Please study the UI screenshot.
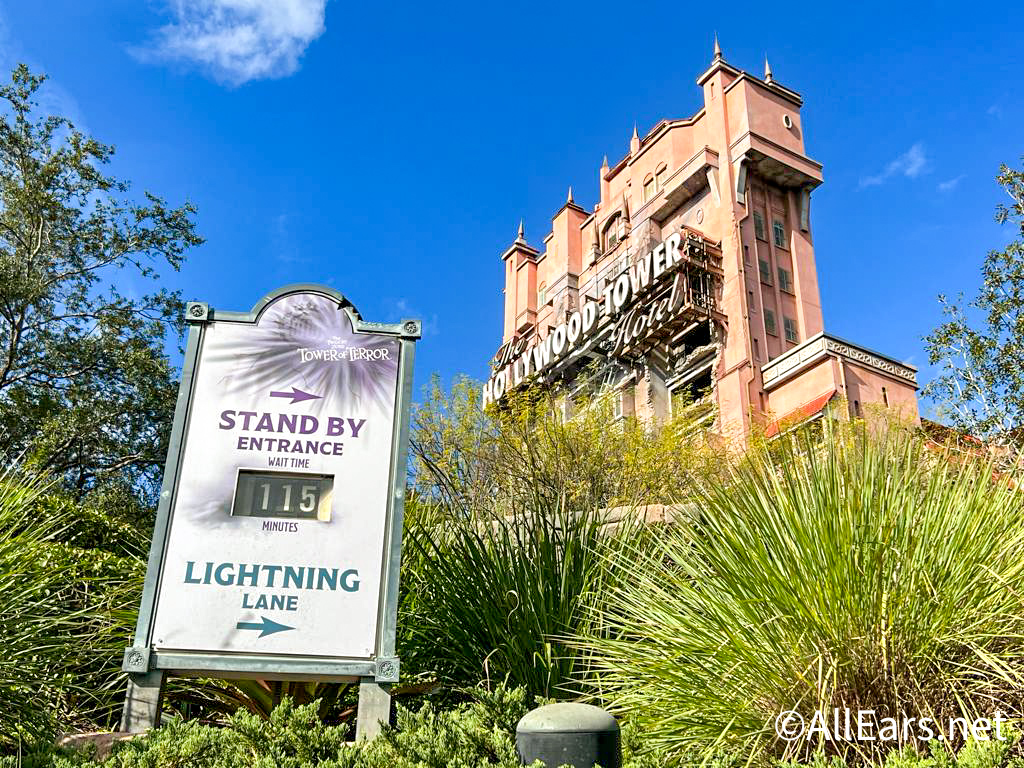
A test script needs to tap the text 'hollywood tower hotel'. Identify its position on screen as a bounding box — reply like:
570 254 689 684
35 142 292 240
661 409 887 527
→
485 42 920 440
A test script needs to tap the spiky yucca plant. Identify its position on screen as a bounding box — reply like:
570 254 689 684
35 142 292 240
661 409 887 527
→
402 502 647 700
574 423 1024 763
0 466 137 748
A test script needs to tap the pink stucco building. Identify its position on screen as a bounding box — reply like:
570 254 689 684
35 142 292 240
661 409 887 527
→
485 41 919 440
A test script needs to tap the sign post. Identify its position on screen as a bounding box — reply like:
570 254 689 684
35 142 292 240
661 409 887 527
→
119 285 419 738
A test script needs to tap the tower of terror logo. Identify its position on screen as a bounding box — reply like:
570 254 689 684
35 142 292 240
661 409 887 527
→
298 336 392 363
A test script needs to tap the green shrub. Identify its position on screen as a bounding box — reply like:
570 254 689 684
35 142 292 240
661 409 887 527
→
2 684 666 767
573 424 1024 763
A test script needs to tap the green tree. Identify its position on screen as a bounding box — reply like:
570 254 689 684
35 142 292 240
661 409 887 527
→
0 64 201 506
924 160 1024 449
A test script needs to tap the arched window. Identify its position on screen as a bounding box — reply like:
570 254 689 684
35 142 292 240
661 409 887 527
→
655 163 667 191
537 282 547 307
642 175 655 203
602 213 622 251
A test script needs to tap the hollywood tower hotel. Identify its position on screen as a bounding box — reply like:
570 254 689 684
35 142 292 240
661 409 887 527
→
484 43 920 440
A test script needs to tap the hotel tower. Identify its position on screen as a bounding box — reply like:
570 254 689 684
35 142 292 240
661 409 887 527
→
486 41 919 440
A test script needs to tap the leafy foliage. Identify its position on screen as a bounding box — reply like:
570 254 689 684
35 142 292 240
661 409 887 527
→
0 63 201 503
0 465 142 751
924 159 1024 451
408 374 726 521
6 684 672 767
7 687 1022 768
401 377 726 699
573 423 1024 763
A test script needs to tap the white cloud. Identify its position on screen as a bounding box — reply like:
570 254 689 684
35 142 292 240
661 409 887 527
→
937 174 966 193
987 104 1002 118
859 143 927 188
141 0 327 86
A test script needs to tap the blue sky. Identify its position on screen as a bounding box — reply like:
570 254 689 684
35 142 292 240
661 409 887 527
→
3 0 1022 415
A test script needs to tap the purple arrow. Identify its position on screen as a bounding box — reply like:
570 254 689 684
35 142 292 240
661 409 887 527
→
269 387 322 405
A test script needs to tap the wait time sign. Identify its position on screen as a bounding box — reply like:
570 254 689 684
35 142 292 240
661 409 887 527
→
122 285 419 692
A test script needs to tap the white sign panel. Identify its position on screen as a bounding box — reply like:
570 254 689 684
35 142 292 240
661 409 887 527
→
150 291 400 659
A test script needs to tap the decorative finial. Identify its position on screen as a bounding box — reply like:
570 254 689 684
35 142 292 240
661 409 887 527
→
567 186 574 204
601 154 609 170
516 219 525 242
764 55 773 82
713 33 722 61
632 122 639 140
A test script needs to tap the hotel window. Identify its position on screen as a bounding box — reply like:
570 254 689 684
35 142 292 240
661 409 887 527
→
882 387 889 407
753 211 767 240
758 258 772 285
777 267 793 293
603 214 621 251
773 218 787 249
538 283 547 306
753 337 760 361
655 164 667 190
764 308 777 336
643 175 655 203
783 316 798 343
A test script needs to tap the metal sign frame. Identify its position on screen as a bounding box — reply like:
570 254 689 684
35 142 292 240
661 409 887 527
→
120 284 419 731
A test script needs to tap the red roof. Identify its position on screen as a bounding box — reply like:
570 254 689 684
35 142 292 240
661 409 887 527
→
764 389 837 438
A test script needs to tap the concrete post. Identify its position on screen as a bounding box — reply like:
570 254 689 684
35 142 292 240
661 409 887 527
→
119 671 165 733
356 680 392 740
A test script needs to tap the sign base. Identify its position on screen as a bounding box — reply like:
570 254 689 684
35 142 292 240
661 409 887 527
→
119 671 165 732
356 679 392 740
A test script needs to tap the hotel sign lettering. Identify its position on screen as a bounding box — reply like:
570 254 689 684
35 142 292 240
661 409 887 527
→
484 233 713 404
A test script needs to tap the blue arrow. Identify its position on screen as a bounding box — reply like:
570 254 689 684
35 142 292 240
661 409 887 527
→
236 616 295 638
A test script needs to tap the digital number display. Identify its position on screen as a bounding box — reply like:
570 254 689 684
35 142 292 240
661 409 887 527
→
231 470 334 521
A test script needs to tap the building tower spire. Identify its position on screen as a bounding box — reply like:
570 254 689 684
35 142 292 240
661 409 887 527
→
713 33 722 61
630 122 640 155
764 55 773 83
567 186 574 204
516 219 526 243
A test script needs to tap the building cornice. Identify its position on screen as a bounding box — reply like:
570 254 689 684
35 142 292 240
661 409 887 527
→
696 59 741 86
551 200 588 221
723 71 803 107
603 111 707 182
501 241 539 262
761 332 918 391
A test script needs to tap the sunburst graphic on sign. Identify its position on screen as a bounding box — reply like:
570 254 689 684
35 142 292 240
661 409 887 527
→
203 293 399 412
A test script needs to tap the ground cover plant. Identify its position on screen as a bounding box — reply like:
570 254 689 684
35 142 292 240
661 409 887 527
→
0 684 663 768
5 686 1021 768
574 422 1024 764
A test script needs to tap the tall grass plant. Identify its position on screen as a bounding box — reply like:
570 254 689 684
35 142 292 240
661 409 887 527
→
574 423 1024 762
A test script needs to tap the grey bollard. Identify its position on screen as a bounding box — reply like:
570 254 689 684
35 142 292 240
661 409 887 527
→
516 702 621 768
